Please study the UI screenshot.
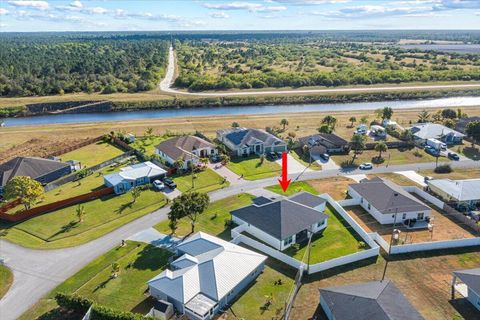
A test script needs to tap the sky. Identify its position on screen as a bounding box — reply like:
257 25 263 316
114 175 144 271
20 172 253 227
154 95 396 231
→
0 0 479 32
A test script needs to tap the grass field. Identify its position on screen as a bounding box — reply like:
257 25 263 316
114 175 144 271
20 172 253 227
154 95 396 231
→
172 168 229 193
284 204 367 264
130 135 170 156
226 156 281 180
155 193 254 239
60 141 125 168
419 167 480 180
19 241 172 320
0 265 13 300
266 181 319 196
0 188 166 249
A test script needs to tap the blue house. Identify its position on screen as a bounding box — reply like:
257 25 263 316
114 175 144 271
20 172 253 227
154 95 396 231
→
104 161 167 194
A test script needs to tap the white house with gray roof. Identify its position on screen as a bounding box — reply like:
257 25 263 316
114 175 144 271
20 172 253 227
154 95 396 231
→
451 268 480 312
319 280 424 320
409 123 464 145
231 192 328 251
348 177 431 225
147 232 266 320
427 178 480 208
216 127 287 157
104 161 166 194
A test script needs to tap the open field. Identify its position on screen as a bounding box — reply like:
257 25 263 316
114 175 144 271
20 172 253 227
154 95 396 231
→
2 106 480 163
266 181 319 196
59 141 125 169
18 241 172 320
226 156 281 180
284 204 367 264
419 167 480 180
0 188 167 249
172 168 229 194
267 177 355 200
292 248 480 320
0 265 13 300
369 173 420 186
154 193 254 239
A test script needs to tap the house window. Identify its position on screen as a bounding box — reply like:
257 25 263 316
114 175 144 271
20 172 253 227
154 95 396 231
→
367 204 371 210
317 221 324 227
417 212 424 220
402 213 407 220
284 236 293 246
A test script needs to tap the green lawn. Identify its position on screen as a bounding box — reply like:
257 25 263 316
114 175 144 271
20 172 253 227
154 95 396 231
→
455 144 480 161
130 135 170 156
290 149 322 171
155 193 255 239
266 181 319 196
284 204 367 264
60 141 125 168
172 168 229 193
19 241 172 320
226 156 281 180
1 189 166 249
0 265 13 299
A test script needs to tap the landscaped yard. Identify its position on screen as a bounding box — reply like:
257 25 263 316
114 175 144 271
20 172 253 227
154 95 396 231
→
19 241 172 320
130 135 170 156
0 265 13 299
226 155 281 180
1 188 167 249
331 147 446 167
60 141 125 168
155 193 255 239
172 168 229 193
284 204 367 264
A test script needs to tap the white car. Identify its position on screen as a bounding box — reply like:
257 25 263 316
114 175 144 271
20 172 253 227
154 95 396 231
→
359 162 373 170
152 180 165 191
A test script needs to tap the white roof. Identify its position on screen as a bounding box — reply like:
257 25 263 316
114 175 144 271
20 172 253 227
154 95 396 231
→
428 178 480 201
410 123 464 140
148 232 266 306
104 161 166 186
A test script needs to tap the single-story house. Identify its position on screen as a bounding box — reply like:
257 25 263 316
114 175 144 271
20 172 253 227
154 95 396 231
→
155 135 218 170
427 178 480 209
298 133 349 154
370 125 387 138
451 268 480 312
231 192 328 251
0 156 71 194
348 177 431 225
409 123 464 145
216 127 287 157
319 280 424 320
148 232 266 320
455 116 480 134
104 161 166 194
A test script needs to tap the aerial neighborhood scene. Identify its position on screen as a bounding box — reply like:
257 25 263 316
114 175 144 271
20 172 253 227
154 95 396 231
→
1 1 480 320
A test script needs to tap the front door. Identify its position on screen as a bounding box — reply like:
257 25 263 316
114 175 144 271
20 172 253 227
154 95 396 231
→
417 212 424 220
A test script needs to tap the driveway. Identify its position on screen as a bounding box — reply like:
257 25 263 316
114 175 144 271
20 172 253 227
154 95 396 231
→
163 187 181 200
345 174 368 183
275 153 311 174
207 162 242 185
394 170 427 187
314 156 340 170
127 227 180 250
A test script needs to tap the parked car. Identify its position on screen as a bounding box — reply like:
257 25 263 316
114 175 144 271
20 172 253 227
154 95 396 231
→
424 146 440 156
266 152 278 160
448 152 460 160
441 143 447 151
319 153 330 161
210 154 221 163
359 162 373 170
275 151 283 158
162 177 177 189
152 180 165 191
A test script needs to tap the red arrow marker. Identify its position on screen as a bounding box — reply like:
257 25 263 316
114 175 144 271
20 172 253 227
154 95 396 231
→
278 152 291 192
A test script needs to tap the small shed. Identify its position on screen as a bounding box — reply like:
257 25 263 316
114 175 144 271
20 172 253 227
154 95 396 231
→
148 300 174 319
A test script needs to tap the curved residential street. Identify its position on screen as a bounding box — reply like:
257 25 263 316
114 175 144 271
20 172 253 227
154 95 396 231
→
1 157 478 320
160 47 480 97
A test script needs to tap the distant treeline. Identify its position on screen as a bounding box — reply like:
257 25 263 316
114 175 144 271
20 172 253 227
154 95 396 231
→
0 35 169 97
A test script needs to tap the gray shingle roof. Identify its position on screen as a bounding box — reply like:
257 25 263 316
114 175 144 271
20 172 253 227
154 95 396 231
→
350 178 430 214
453 268 480 294
156 135 215 161
320 280 424 320
231 193 327 240
299 133 348 149
0 157 70 187
217 128 286 148
288 191 327 208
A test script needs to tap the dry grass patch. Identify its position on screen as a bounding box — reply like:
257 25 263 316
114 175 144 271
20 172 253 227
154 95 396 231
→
307 176 354 200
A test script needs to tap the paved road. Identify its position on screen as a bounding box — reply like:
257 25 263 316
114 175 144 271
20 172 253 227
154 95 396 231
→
160 47 480 97
0 158 478 319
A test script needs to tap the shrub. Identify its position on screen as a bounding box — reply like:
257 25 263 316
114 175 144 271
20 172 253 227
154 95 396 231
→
434 164 452 174
55 292 92 314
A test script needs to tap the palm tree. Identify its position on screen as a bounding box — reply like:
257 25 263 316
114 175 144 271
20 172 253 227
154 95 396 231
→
349 116 357 128
131 186 141 204
200 157 209 166
280 118 289 130
360 116 369 124
350 134 366 163
76 205 85 223
374 142 388 159
231 122 240 128
322 115 337 130
418 110 430 123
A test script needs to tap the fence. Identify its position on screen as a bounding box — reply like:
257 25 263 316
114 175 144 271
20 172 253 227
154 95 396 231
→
0 198 22 214
443 204 480 234
45 136 103 159
389 237 480 254
364 141 412 150
337 198 361 207
402 186 445 208
308 247 379 274
0 187 114 222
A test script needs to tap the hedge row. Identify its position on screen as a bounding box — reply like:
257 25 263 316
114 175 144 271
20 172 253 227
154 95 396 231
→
55 293 155 320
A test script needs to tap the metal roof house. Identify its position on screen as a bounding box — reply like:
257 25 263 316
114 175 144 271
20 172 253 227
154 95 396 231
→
155 135 218 170
348 177 431 226
451 268 480 312
231 192 328 251
0 157 71 194
147 232 266 320
104 161 166 194
427 178 480 208
409 123 464 145
319 280 424 320
216 127 287 157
